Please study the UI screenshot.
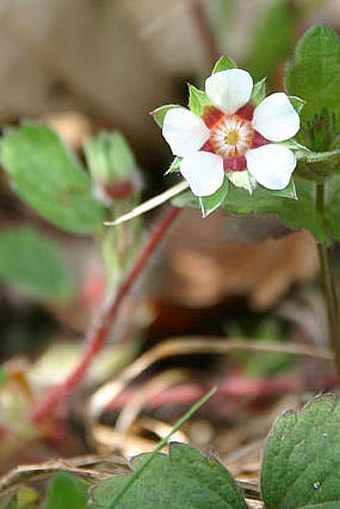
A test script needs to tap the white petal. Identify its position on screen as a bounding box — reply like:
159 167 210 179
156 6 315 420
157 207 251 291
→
252 93 300 142
162 108 210 157
205 69 253 114
180 151 224 197
246 144 296 190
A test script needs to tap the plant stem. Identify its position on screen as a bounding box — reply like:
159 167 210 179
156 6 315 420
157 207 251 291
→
31 206 180 425
316 183 340 384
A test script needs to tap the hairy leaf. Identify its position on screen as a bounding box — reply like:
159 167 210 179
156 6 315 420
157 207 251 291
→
1 123 105 234
91 443 247 509
285 25 340 151
261 395 340 509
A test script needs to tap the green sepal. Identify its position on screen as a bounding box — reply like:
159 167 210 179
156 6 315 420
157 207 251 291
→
84 131 136 185
188 84 211 117
279 139 310 152
151 105 181 128
172 180 229 218
165 156 181 175
250 77 266 106
289 95 306 113
199 179 229 217
227 171 256 194
268 179 297 199
212 55 238 74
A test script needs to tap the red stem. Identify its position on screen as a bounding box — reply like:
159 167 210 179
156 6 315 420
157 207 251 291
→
31 206 180 425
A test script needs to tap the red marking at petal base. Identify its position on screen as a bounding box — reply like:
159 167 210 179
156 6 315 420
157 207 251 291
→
252 131 270 149
236 103 254 121
223 156 247 172
201 139 215 153
203 106 224 128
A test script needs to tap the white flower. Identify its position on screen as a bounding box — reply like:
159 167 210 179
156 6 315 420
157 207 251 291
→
162 69 300 196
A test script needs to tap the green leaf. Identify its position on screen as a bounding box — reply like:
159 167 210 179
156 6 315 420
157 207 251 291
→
188 85 211 116
0 227 73 302
212 55 238 74
250 78 266 106
285 25 340 150
151 105 180 128
296 149 340 181
223 179 329 243
246 0 293 82
1 123 105 234
300 504 340 509
42 472 88 509
261 395 340 509
199 180 229 217
91 443 247 509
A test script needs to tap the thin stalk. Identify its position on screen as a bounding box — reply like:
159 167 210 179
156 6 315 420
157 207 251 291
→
316 183 340 384
31 206 180 424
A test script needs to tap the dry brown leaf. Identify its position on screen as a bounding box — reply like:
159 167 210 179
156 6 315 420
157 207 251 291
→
148 210 318 309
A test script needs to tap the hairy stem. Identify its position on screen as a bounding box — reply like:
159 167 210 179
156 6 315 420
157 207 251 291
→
316 183 340 384
31 206 180 424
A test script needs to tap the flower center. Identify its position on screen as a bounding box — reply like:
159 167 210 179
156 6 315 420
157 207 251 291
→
209 115 254 158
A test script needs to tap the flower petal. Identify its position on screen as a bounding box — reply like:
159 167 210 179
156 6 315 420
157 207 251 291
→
205 69 253 114
246 144 296 190
162 108 210 157
180 151 224 197
252 93 300 142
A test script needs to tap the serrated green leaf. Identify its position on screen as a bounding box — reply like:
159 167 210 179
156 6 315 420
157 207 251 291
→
223 179 329 243
1 123 105 234
250 78 266 106
188 85 211 116
151 105 180 128
42 472 88 509
212 55 238 74
199 180 229 217
91 443 247 509
0 227 73 302
261 395 340 509
285 25 340 151
246 0 293 82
